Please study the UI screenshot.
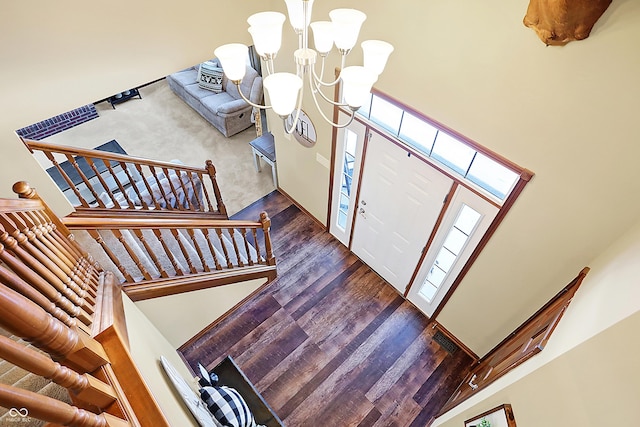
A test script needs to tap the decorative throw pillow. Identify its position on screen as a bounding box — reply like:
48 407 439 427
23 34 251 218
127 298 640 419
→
198 363 220 388
200 386 258 427
198 61 224 93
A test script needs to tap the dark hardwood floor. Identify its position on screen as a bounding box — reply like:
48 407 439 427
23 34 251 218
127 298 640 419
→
180 191 473 426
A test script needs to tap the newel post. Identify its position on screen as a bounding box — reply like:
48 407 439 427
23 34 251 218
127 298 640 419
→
260 211 276 266
205 160 228 217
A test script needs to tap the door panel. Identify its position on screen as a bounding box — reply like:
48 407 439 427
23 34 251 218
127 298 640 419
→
351 132 454 293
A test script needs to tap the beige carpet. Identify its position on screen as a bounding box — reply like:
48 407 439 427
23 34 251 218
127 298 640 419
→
41 79 275 216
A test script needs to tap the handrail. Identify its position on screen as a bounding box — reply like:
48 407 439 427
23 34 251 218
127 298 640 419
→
24 139 208 173
63 216 264 230
22 139 227 216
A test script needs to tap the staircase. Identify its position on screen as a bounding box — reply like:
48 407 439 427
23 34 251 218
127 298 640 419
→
0 141 278 424
20 139 278 301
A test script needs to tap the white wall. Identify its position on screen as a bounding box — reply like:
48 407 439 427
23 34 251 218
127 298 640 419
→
135 278 267 347
433 214 640 426
122 294 199 427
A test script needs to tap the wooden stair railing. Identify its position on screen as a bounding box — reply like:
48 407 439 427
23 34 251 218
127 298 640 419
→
61 213 277 301
23 138 227 218
14 181 277 302
0 184 171 427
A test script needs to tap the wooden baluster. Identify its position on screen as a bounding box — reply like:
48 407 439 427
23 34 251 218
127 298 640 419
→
111 229 152 281
119 161 148 209
29 210 85 262
169 168 192 210
0 335 118 408
85 157 120 208
11 183 99 298
0 228 93 327
64 153 105 208
133 165 161 210
86 230 134 283
206 160 227 216
0 222 94 318
185 228 209 272
8 211 76 271
169 229 197 273
152 229 184 276
198 171 214 214
0 384 129 427
15 211 94 293
215 228 233 268
202 228 222 270
0 214 91 305
0 245 85 332
42 151 90 208
22 209 85 268
260 212 276 266
227 228 244 267
0 281 109 373
185 171 203 211
160 167 183 210
239 228 254 266
149 166 173 210
251 228 263 264
103 159 137 209
131 229 168 278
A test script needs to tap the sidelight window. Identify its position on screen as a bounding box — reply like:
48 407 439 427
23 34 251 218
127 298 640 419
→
419 204 482 302
336 129 358 231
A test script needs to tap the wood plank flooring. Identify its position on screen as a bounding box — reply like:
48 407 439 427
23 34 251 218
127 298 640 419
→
179 191 473 426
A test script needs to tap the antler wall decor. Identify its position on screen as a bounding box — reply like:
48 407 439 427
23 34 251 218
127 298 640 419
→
524 0 612 46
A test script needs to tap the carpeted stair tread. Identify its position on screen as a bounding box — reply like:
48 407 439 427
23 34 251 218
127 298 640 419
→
12 372 50 394
40 381 72 404
0 365 31 386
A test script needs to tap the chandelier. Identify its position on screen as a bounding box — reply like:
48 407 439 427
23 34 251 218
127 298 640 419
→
213 0 394 133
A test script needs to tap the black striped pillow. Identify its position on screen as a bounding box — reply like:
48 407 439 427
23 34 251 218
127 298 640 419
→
200 386 257 427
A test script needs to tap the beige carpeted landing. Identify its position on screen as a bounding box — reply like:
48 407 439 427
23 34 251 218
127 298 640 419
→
42 79 275 216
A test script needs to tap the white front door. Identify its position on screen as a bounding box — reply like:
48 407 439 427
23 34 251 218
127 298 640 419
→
407 185 499 317
351 132 454 294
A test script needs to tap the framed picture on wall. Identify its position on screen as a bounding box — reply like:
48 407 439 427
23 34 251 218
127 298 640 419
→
464 404 516 427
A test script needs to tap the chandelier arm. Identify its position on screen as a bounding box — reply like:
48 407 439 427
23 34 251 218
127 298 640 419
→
308 72 357 129
312 78 349 107
233 81 272 110
311 54 346 87
284 82 306 134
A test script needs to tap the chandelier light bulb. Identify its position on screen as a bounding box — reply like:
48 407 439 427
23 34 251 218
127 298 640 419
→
340 66 378 109
285 0 315 32
248 12 286 57
361 40 395 76
264 72 303 116
310 21 334 55
329 8 367 51
214 44 248 81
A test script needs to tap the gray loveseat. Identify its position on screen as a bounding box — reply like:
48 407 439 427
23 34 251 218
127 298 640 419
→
166 59 263 137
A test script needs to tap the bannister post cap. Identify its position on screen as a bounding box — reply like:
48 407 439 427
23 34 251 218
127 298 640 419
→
12 181 36 198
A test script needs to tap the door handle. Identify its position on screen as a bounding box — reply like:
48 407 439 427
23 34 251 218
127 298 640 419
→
468 374 479 390
359 208 367 219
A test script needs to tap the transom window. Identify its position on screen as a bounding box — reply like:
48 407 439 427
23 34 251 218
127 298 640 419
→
356 93 519 201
